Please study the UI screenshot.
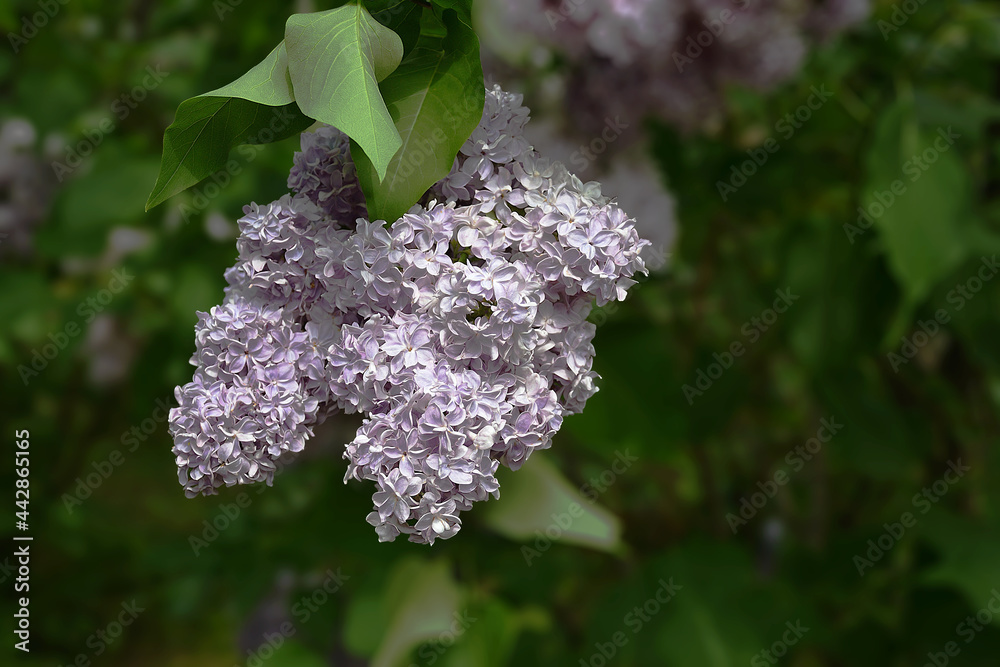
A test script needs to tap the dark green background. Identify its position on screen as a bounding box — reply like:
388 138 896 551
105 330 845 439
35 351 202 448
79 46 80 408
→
3 0 1000 665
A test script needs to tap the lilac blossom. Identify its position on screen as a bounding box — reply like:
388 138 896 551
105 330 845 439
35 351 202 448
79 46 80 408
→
169 86 649 544
482 0 870 133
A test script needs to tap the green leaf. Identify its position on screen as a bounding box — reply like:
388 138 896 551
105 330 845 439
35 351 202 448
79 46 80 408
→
917 513 1000 625
371 558 464 667
434 599 526 667
353 8 484 222
481 453 624 554
429 0 473 20
366 0 424 53
285 2 404 180
343 590 385 657
146 43 312 210
204 42 297 104
863 101 970 305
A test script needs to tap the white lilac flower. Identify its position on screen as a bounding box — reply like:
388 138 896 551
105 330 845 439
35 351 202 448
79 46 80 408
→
169 86 650 544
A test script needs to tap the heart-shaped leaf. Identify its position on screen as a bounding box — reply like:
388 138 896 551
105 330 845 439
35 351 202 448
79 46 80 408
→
146 43 312 210
353 8 485 223
481 453 625 554
863 101 970 304
284 2 404 180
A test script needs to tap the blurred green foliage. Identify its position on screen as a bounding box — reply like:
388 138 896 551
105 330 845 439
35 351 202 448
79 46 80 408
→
2 0 1000 665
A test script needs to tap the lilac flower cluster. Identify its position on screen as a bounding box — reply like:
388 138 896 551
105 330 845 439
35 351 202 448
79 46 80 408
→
483 0 869 132
169 86 649 544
